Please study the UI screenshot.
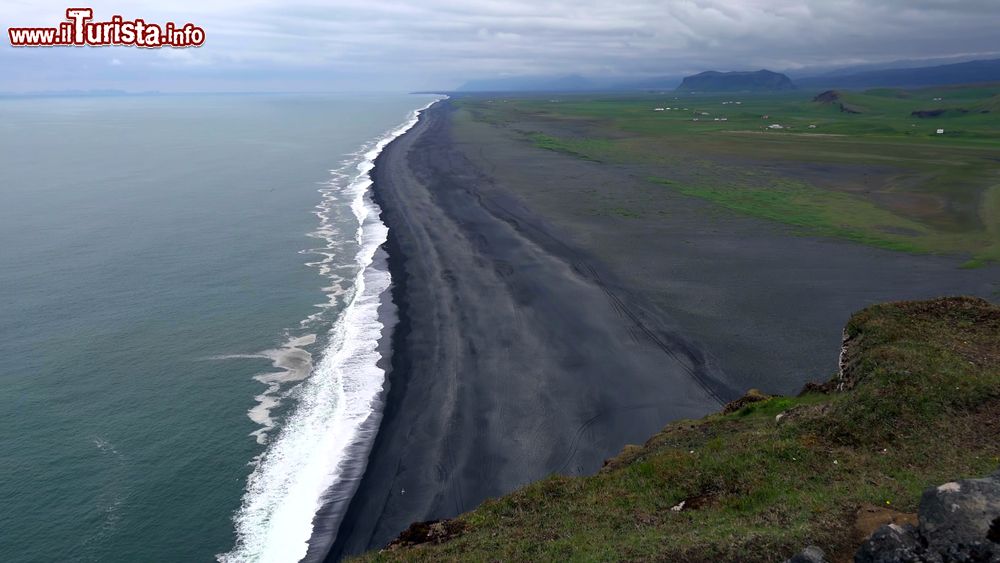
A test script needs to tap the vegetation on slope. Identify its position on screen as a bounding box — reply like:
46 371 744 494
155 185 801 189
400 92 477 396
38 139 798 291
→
360 297 1000 562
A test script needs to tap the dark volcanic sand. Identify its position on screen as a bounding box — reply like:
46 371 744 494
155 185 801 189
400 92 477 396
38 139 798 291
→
322 100 998 560
323 102 734 559
449 102 998 397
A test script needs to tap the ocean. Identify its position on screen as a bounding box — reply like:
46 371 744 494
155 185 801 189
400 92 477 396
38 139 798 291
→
0 92 438 562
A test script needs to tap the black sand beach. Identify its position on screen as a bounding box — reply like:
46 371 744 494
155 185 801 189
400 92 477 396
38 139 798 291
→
321 99 998 560
322 101 734 559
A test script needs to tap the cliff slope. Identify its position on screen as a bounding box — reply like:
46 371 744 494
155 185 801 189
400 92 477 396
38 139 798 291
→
359 297 1000 562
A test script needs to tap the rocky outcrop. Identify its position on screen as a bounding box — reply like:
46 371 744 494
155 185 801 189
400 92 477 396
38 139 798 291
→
813 90 842 104
837 326 866 392
854 470 1000 562
812 90 863 113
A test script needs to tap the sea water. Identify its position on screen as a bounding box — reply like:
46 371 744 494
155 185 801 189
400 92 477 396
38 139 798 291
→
0 93 437 562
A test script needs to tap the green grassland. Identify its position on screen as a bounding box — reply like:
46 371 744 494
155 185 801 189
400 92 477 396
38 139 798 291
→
360 297 1000 562
455 85 1000 266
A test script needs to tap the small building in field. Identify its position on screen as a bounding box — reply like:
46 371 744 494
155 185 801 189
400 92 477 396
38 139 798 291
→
936 129 945 134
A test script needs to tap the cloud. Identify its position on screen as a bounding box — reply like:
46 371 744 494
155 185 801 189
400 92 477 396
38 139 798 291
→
0 0 997 91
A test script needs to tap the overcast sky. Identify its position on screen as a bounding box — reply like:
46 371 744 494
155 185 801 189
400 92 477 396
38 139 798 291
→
1 0 998 92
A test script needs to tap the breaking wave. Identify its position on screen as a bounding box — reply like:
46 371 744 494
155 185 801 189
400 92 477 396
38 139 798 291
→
219 98 441 563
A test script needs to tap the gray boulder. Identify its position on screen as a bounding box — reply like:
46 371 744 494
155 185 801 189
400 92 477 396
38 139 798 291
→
854 523 928 563
920 472 1000 552
855 469 1000 563
786 545 827 563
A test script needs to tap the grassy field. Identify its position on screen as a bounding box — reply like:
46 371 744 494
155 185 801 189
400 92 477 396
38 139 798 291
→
360 297 1000 562
455 85 1000 267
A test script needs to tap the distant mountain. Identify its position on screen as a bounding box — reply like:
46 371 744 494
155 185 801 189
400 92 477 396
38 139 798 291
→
616 75 684 90
454 58 1000 94
456 74 684 92
456 74 601 92
787 54 999 80
797 59 1000 89
676 70 795 92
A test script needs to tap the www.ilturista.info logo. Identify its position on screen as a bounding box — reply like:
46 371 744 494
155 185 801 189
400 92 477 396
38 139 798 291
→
8 8 205 48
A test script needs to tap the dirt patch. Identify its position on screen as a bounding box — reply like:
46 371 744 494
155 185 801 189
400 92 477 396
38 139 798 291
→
780 402 832 425
681 492 718 511
722 389 771 414
853 504 918 545
798 380 837 396
384 519 467 551
602 444 645 471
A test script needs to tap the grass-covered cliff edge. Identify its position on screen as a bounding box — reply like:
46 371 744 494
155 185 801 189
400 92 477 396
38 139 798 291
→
358 296 999 562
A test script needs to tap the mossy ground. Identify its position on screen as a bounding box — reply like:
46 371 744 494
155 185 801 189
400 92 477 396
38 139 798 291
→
359 297 1000 562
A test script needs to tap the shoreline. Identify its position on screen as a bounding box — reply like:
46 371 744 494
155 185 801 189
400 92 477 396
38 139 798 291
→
299 242 396 563
296 100 442 562
319 101 438 562
316 131 419 561
308 102 437 563
323 100 731 560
